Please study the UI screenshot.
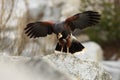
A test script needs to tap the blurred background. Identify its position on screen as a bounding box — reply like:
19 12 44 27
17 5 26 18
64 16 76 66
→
0 0 120 80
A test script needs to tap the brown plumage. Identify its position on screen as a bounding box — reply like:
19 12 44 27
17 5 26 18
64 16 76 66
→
24 11 101 54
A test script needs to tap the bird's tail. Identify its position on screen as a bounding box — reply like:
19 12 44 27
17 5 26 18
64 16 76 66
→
55 40 85 54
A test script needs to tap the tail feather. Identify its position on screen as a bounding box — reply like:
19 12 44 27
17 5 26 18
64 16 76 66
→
55 40 85 54
55 43 63 51
69 40 84 54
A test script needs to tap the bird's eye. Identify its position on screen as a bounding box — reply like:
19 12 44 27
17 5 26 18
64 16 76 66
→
58 33 63 39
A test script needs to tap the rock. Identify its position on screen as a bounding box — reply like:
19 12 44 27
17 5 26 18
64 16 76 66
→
43 53 111 80
102 61 120 80
0 53 111 80
74 41 103 62
0 55 74 80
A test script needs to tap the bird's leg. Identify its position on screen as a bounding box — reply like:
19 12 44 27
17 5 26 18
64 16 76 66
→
66 35 71 53
58 39 65 53
67 47 69 53
61 47 63 52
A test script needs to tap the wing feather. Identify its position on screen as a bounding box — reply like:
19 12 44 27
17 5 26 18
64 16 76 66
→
24 21 54 38
65 11 101 31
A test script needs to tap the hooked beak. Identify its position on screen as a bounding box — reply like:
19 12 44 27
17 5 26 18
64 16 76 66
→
58 33 62 39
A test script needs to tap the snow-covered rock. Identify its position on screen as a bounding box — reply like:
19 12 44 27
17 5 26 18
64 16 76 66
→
44 53 111 80
74 41 103 62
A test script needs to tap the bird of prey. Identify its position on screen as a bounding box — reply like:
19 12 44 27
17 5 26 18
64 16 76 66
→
24 11 100 54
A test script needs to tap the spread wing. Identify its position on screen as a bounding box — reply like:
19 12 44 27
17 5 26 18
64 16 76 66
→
24 21 54 38
65 11 101 31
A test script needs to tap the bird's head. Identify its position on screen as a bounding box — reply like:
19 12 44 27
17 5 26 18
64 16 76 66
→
57 31 68 39
58 33 63 39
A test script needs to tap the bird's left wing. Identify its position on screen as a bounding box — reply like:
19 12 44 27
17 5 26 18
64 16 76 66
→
24 21 54 38
65 11 101 31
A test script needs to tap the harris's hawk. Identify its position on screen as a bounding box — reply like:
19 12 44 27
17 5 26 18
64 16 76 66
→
24 11 101 54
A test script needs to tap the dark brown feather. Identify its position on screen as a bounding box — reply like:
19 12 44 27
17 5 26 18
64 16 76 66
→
65 11 101 31
24 21 54 38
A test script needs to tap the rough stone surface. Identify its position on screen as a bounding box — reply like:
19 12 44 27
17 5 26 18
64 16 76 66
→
0 55 74 80
43 53 111 80
0 54 111 80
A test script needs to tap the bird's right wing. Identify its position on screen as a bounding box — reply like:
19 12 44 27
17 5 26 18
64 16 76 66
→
24 21 54 38
65 11 101 31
